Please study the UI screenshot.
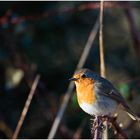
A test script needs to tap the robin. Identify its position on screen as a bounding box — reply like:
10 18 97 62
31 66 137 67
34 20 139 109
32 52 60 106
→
69 68 140 121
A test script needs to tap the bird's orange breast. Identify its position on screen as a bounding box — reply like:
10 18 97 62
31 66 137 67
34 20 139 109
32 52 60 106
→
75 78 96 105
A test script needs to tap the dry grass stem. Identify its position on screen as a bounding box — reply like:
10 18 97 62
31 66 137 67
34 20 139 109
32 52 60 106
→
123 2 140 63
47 17 99 139
12 75 40 139
73 118 88 139
99 0 105 78
98 0 108 139
0 121 13 138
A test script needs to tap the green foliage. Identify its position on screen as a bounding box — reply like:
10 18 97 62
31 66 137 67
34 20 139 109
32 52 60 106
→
118 83 130 99
71 92 79 108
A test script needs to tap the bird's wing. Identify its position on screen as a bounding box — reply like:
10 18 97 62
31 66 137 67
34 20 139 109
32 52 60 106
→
94 77 140 121
94 78 129 108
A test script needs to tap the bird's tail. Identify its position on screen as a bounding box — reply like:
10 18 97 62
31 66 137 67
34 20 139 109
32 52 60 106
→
125 108 140 121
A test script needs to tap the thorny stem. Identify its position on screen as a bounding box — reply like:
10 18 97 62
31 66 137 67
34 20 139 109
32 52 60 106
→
92 116 102 139
92 116 128 139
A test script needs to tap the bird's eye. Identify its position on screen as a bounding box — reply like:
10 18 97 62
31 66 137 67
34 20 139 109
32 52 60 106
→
81 74 86 78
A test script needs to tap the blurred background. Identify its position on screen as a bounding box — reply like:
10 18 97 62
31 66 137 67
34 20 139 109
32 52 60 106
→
0 1 140 139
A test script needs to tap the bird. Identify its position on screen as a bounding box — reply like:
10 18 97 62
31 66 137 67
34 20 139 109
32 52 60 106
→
69 68 140 121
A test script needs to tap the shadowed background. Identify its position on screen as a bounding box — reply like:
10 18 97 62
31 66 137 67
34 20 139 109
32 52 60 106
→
0 1 140 138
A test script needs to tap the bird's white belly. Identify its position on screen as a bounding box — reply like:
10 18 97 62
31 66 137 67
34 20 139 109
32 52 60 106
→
79 96 117 116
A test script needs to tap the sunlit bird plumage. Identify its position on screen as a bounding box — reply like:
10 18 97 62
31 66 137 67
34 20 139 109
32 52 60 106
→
70 68 140 121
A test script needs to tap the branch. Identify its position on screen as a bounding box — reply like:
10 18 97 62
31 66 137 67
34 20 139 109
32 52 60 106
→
0 121 13 138
98 0 108 139
12 75 40 139
122 2 140 64
47 17 99 139
109 117 128 139
99 0 105 78
0 2 134 27
73 118 88 139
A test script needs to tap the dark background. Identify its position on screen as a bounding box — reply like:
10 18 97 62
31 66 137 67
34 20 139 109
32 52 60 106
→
0 1 140 138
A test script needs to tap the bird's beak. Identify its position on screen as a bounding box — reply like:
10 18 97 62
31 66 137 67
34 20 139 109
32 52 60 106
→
69 77 78 81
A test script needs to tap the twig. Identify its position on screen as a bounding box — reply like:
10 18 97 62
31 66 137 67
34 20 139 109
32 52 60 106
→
99 0 105 78
1 2 139 27
0 2 133 26
109 117 128 139
122 2 140 64
47 17 99 139
0 121 13 138
97 0 108 139
73 118 88 139
12 75 40 139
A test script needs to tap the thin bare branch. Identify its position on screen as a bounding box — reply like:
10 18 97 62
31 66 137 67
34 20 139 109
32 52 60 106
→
12 75 40 139
99 0 105 78
0 2 133 26
0 121 13 138
98 0 108 139
109 117 128 139
122 2 140 65
73 118 88 139
47 17 99 139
